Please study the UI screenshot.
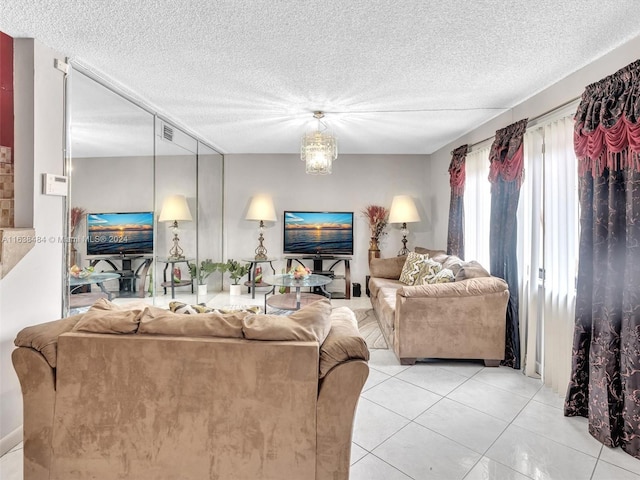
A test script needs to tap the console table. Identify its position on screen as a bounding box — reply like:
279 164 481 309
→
88 255 153 298
285 256 351 299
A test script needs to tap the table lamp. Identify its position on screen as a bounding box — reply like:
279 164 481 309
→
159 194 193 259
388 195 420 256
245 194 277 260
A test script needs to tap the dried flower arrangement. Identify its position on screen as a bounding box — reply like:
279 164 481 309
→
70 207 86 236
362 205 389 241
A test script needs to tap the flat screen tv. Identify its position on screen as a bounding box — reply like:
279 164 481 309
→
283 211 354 256
86 212 154 256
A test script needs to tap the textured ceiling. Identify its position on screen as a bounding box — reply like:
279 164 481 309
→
2 0 640 156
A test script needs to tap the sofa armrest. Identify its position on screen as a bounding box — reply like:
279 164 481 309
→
398 276 508 299
14 314 83 368
316 360 369 480
369 256 406 279
319 307 369 378
12 347 57 480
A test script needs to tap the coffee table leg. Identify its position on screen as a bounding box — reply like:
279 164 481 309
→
295 287 301 310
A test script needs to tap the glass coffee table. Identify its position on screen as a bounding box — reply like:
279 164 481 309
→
262 274 331 311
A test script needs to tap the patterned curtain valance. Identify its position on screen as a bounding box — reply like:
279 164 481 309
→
448 144 469 196
488 118 529 188
574 58 640 176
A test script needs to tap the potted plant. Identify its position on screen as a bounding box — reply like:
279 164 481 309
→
225 259 250 296
189 259 218 295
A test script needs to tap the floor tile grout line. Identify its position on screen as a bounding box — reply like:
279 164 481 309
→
507 395 605 460
365 450 418 480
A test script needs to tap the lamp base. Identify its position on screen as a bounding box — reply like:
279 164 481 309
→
168 221 185 259
254 223 268 260
397 223 409 256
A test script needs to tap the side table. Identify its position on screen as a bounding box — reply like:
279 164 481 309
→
158 257 194 299
243 258 277 299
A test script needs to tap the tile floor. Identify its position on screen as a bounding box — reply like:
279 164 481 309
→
4 293 640 479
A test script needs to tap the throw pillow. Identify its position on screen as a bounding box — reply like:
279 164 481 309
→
399 252 430 285
242 298 332 343
427 268 455 284
414 257 443 284
169 301 215 314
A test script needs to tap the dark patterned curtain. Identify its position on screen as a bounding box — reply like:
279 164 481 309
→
447 145 469 258
489 118 528 369
565 59 640 459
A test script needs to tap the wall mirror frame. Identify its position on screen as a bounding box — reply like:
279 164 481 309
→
64 65 223 316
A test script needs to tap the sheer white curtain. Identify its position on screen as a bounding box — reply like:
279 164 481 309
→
520 115 578 392
463 145 491 266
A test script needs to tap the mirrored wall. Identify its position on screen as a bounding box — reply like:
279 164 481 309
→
65 68 223 315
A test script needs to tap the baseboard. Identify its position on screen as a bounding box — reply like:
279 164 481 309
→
0 425 22 457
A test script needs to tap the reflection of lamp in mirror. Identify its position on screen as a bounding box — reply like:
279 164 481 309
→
245 194 277 260
388 195 420 256
159 194 193 259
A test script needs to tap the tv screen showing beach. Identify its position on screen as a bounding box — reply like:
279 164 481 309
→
87 212 154 255
283 211 353 255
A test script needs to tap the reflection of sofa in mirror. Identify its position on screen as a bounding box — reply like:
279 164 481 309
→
12 299 369 480
368 250 509 366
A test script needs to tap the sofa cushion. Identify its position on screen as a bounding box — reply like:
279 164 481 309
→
14 314 83 368
72 300 143 334
138 305 245 338
455 260 491 281
369 256 406 279
399 252 430 285
319 307 369 378
368 276 403 300
243 298 332 343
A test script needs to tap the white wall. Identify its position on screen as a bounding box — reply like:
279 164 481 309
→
0 39 65 453
224 154 431 291
428 35 640 248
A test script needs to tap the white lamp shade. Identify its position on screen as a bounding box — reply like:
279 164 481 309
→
388 195 420 224
159 194 193 222
246 194 277 222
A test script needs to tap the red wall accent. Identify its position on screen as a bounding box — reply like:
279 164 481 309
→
0 31 14 151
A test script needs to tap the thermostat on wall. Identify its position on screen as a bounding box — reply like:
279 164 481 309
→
42 173 68 196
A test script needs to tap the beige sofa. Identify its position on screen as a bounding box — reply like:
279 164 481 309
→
12 299 369 480
368 249 509 366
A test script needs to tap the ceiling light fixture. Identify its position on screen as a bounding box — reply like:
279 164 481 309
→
301 111 337 175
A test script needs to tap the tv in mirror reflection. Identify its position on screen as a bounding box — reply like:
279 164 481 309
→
86 212 154 256
283 211 353 256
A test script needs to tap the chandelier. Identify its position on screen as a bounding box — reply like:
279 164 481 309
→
300 111 337 175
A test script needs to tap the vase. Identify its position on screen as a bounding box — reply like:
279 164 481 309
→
69 244 78 267
197 284 208 296
368 237 380 265
229 284 242 296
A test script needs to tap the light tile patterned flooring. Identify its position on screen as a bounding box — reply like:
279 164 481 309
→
4 293 640 479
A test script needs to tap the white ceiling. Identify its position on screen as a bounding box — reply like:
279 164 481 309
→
2 0 640 156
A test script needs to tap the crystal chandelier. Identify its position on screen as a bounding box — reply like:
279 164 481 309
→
301 111 337 175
